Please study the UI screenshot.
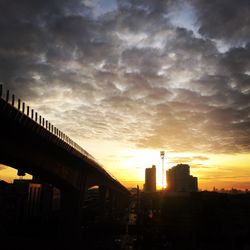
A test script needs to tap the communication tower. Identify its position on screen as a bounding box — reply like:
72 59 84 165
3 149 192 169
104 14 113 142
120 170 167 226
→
160 151 165 190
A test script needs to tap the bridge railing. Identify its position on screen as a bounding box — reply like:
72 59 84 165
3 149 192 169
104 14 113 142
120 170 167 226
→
0 84 122 186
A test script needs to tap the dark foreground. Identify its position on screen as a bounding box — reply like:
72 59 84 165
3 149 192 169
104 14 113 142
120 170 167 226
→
137 191 250 250
1 191 250 250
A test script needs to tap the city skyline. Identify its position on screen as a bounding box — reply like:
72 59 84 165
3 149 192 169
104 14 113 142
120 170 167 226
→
1 151 249 191
0 0 250 191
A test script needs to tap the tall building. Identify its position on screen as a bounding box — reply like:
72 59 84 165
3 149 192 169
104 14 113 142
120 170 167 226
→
144 165 156 192
166 164 198 192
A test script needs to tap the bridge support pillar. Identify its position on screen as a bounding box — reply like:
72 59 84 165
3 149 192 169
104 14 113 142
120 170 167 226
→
108 189 119 220
99 185 108 219
60 189 84 240
60 174 87 242
108 189 114 214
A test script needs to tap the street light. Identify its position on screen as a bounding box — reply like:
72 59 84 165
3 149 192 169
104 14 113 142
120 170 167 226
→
160 151 165 190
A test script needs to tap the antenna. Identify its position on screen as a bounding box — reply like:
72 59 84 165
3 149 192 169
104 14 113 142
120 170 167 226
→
160 151 165 190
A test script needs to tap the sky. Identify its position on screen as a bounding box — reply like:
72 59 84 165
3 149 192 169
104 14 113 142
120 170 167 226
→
0 0 250 190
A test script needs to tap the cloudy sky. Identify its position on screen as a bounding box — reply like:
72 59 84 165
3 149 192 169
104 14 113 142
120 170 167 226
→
0 0 250 190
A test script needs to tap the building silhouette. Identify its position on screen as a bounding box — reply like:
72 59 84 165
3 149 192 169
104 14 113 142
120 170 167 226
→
0 178 61 220
166 164 198 192
144 165 156 192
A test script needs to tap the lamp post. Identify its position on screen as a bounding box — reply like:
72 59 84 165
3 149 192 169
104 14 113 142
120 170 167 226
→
160 151 165 191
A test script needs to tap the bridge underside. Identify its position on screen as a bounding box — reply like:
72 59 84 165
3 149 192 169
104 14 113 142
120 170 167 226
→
0 98 130 238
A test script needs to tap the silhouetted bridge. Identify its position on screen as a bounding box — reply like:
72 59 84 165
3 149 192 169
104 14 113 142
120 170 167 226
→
0 84 130 238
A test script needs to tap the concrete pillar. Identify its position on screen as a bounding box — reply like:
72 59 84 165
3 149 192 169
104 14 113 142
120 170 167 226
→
60 190 82 235
99 185 108 219
105 188 113 219
109 189 114 212
60 173 87 242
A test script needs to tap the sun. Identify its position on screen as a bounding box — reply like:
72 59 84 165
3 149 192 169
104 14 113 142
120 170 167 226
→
119 149 170 190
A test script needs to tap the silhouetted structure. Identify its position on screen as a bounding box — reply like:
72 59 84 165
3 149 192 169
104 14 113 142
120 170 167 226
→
144 165 156 192
167 164 198 192
138 191 250 250
0 85 130 244
12 178 60 217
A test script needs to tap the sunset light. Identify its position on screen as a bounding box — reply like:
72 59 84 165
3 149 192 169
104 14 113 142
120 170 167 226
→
1 0 250 248
0 0 250 192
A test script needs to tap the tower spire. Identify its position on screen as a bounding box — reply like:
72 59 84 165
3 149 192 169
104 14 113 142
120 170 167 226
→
160 151 165 190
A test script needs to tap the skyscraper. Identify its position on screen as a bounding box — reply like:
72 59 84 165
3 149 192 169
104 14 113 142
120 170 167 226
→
166 164 198 192
144 165 156 192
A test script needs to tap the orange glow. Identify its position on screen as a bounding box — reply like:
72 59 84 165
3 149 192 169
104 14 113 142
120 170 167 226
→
101 150 250 191
0 164 32 182
1 149 250 191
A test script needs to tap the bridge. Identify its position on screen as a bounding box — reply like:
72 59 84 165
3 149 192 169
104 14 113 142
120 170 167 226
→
0 84 130 239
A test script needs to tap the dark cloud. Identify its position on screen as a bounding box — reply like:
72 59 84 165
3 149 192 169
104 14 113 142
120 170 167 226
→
0 0 250 155
117 0 171 14
190 0 250 45
219 44 250 75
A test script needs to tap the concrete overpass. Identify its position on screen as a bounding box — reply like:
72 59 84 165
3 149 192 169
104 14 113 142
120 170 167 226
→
0 85 130 237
